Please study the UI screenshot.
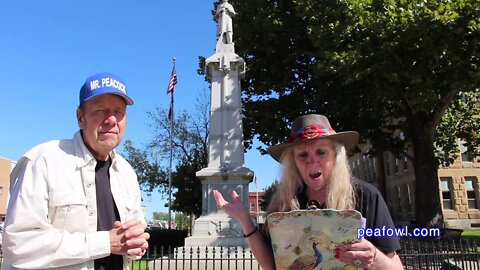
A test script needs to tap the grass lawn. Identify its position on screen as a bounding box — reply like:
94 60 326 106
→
129 259 149 270
461 229 480 243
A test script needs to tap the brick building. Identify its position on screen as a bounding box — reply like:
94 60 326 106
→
248 191 265 224
350 141 480 229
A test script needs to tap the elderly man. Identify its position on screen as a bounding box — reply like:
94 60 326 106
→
2 72 149 270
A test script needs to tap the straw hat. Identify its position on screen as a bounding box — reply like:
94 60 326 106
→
267 114 359 162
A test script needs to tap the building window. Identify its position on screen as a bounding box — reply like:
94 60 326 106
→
395 186 402 214
362 156 370 182
387 190 396 220
365 157 369 181
384 152 391 176
356 159 360 176
351 160 359 178
460 141 472 162
406 183 412 213
394 158 400 174
465 177 478 209
440 177 454 210
461 152 472 162
250 203 255 212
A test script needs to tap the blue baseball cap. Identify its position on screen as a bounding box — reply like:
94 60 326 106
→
79 72 134 105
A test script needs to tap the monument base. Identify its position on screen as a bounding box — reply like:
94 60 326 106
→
184 214 247 247
184 236 246 247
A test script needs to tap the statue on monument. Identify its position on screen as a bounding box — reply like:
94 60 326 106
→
184 0 252 249
215 0 236 44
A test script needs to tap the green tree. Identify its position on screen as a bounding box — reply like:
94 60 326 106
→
436 91 480 165
224 0 480 227
123 91 209 220
175 212 192 231
152 211 168 221
123 140 168 195
260 180 278 211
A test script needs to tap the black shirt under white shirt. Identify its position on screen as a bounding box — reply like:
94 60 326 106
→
94 158 124 270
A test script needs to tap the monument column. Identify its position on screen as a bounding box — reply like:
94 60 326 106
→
184 0 254 247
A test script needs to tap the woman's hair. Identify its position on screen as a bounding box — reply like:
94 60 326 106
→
266 141 356 215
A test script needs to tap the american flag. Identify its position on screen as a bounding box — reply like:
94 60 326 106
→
167 65 177 94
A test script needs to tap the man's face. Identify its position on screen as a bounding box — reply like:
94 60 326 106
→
77 94 127 160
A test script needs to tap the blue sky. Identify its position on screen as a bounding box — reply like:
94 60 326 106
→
0 1 280 220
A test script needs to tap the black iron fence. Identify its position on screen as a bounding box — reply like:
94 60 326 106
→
399 238 480 270
1 238 478 269
134 246 260 270
129 238 479 270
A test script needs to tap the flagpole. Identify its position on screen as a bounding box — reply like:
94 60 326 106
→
168 57 176 229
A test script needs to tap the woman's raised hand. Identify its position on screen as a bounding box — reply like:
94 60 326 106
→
213 189 250 222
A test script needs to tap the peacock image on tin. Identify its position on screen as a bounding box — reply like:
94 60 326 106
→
268 209 364 269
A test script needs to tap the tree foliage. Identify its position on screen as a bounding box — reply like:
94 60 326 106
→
151 211 192 230
123 92 210 217
436 91 480 165
123 140 168 195
152 211 166 221
225 0 480 227
260 180 279 211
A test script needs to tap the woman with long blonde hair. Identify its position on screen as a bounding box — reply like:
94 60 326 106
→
266 142 355 214
214 114 403 269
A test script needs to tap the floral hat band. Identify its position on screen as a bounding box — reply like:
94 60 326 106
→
287 124 337 143
267 114 359 162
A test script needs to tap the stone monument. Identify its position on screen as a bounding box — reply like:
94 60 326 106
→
184 0 254 247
